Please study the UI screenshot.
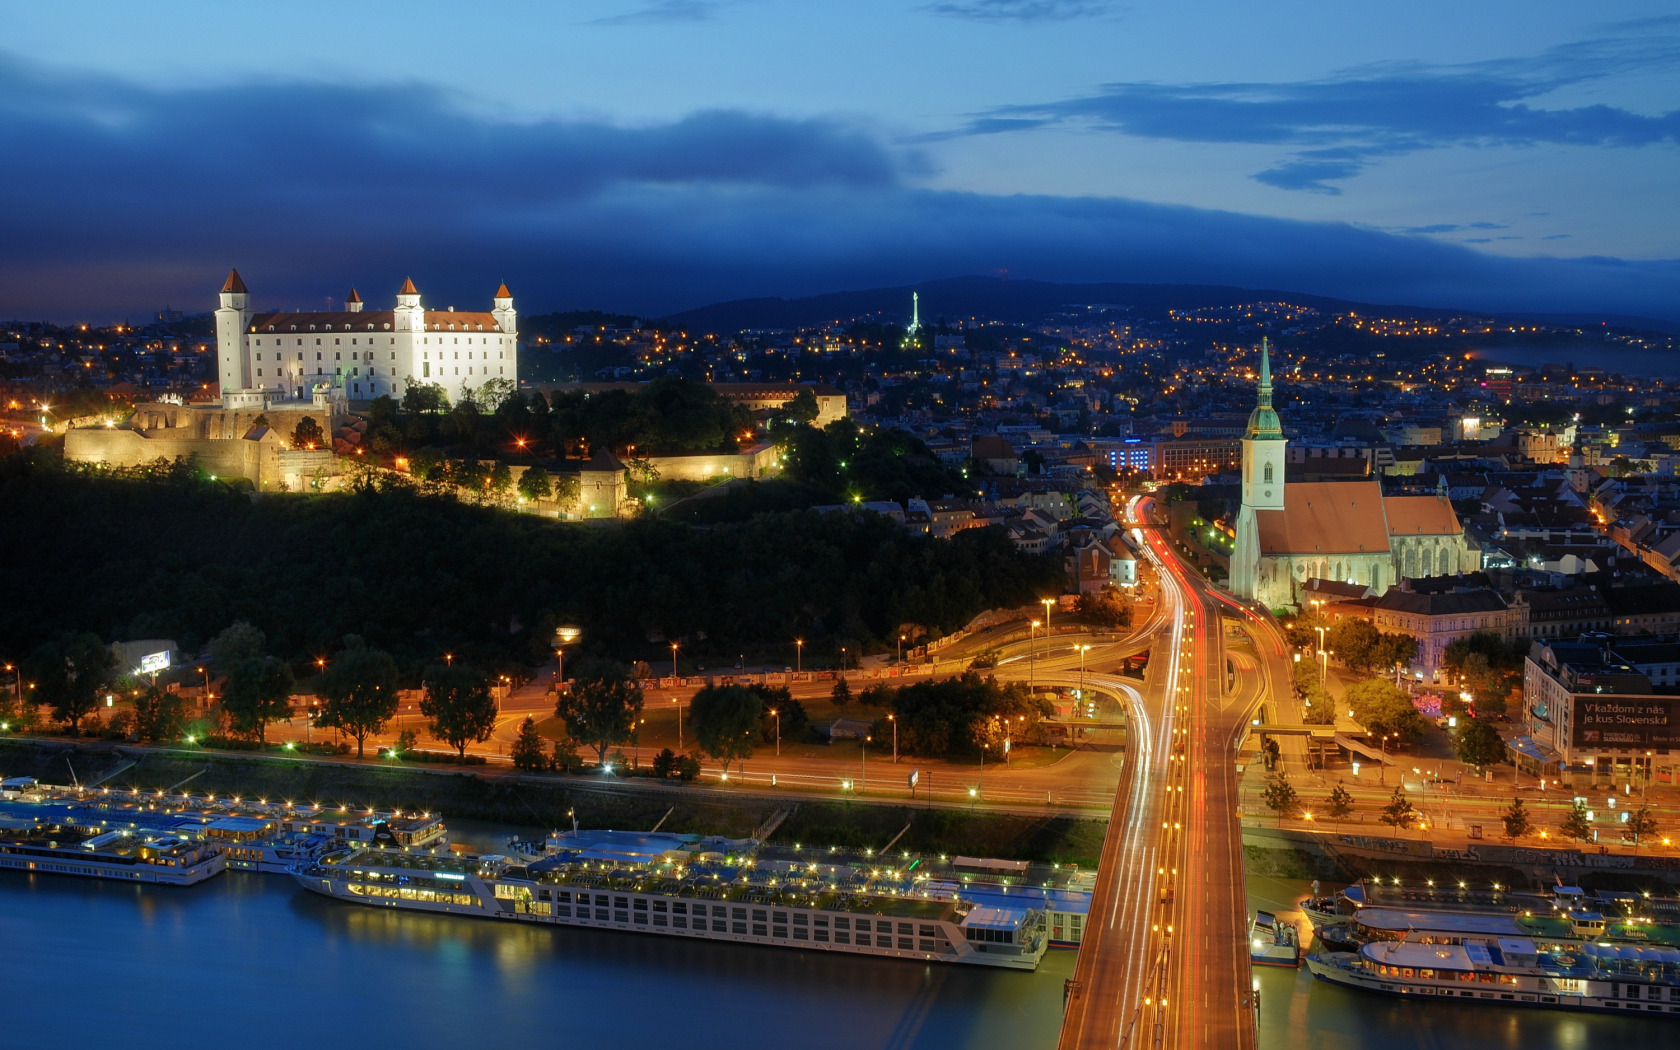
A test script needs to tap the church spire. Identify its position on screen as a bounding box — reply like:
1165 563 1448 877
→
1245 337 1283 439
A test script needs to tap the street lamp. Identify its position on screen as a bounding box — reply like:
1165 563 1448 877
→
673 695 685 751
771 708 781 757
888 713 898 763
1079 644 1092 702
1029 620 1041 692
861 734 870 795
1041 598 1055 638
898 634 906 665
670 642 679 678
1380 733 1392 785
553 624 580 685
795 638 803 675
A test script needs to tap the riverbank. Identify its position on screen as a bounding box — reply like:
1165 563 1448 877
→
0 738 1109 866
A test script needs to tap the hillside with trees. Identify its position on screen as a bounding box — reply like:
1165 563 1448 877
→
0 449 1062 677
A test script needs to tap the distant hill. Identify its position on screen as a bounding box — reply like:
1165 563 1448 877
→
660 275 1680 336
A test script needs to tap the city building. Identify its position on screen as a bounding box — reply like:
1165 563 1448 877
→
1367 582 1529 683
216 270 517 406
1521 638 1680 784
1229 341 1478 610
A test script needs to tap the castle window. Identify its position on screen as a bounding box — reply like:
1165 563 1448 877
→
334 338 340 345
315 339 320 345
1264 463 1274 483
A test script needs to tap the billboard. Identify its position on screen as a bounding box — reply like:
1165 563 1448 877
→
1573 697 1680 749
139 651 170 675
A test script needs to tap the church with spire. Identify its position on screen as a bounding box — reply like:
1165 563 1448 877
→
214 271 517 407
1228 339 1477 611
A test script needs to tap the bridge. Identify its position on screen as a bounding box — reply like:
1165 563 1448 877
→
1055 498 1297 1050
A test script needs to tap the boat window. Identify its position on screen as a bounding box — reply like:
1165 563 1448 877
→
834 917 850 930
654 900 667 912
673 902 687 914
634 898 648 910
815 916 829 927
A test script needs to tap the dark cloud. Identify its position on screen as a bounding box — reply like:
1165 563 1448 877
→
923 0 1117 22
955 23 1680 191
0 56 1673 323
587 1 729 26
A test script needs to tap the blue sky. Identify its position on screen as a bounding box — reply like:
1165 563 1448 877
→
2 1 1677 321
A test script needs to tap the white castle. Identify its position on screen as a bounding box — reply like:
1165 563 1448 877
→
214 270 517 407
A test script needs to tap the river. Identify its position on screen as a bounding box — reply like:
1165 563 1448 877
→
2 825 1676 1049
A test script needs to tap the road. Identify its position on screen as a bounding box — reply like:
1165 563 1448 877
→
1059 498 1267 1050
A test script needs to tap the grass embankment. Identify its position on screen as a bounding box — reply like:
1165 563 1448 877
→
0 740 1108 866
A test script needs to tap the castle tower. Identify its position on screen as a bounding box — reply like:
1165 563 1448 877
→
393 277 423 333
214 268 252 393
491 281 516 339
345 288 363 313
1230 338 1288 602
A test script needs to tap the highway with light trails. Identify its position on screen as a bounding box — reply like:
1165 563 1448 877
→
1058 495 1282 1050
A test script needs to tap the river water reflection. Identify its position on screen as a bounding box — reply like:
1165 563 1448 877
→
3 822 1678 1050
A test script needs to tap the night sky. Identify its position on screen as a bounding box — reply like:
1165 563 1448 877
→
3 2 1678 321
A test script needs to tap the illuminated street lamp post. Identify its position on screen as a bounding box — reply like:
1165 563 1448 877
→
888 713 898 763
770 707 781 757
1029 620 1041 692
861 734 870 795
670 642 679 678
674 696 685 751
898 633 906 665
1079 644 1092 704
795 638 803 674
553 624 580 685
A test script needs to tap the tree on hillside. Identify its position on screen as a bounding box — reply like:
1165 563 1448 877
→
1075 586 1131 628
291 416 325 451
132 684 187 743
1455 717 1507 768
1502 797 1532 839
517 468 552 502
208 621 267 671
221 656 295 744
555 660 643 766
785 388 820 424
760 694 808 745
511 716 547 772
690 683 763 777
24 631 114 734
420 663 498 758
1344 678 1428 739
316 638 399 758
1379 787 1417 831
831 676 852 707
402 381 450 415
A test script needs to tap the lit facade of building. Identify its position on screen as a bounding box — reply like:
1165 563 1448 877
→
215 270 517 406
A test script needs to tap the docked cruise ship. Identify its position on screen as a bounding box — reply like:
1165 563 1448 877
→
0 822 224 885
1308 935 1680 1016
293 830 1050 970
0 779 447 878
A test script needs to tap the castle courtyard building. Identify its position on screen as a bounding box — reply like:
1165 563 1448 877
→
216 270 516 406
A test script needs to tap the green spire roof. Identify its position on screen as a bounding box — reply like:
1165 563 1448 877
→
1245 338 1283 440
